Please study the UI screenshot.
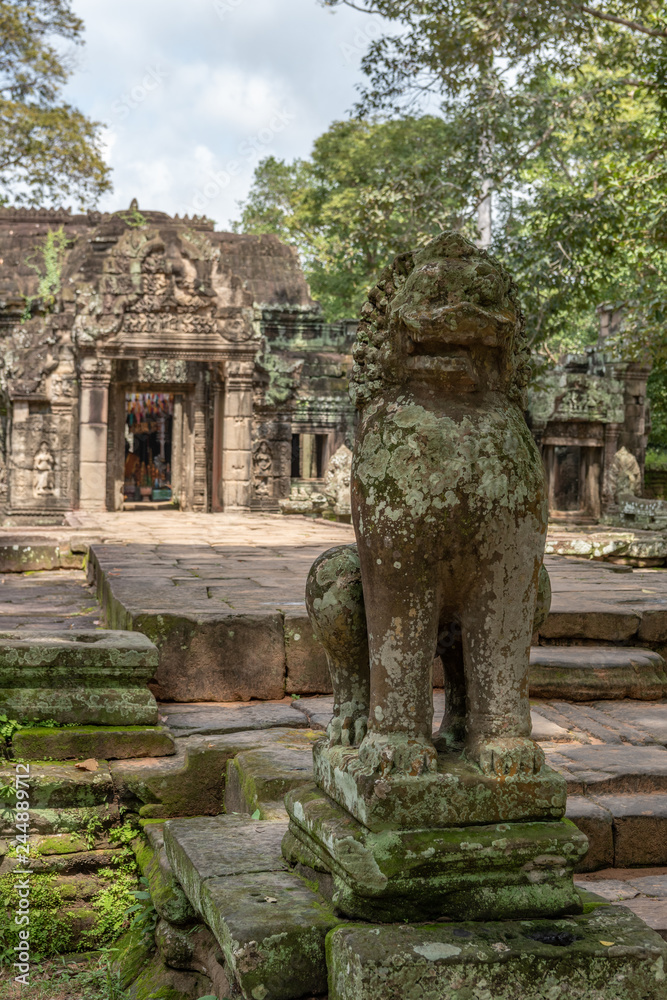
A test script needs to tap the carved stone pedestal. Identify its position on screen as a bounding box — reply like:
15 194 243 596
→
283 782 587 923
326 908 667 1000
312 740 567 832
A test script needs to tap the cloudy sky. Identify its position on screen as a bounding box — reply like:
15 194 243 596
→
63 0 380 229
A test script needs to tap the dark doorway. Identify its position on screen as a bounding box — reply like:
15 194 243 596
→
124 392 174 502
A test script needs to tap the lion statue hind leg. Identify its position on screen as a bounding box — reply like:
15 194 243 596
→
305 544 370 747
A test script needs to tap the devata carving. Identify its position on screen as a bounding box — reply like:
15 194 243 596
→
307 232 548 778
253 440 273 496
33 442 55 497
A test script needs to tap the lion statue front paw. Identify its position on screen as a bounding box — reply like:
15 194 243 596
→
467 737 545 777
327 700 367 747
356 732 438 777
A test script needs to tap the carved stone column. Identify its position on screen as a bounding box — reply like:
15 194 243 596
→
78 357 112 511
221 358 254 510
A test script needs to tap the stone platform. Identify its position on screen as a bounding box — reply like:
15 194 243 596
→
3 513 667 702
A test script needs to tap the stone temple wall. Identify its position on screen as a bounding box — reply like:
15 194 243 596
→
0 204 355 521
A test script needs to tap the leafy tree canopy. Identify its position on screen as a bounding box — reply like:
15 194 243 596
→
0 0 111 207
234 116 476 320
317 1 667 363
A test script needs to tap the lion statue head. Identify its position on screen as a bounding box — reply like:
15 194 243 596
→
350 231 530 408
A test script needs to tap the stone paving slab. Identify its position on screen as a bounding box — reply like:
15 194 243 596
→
160 699 308 736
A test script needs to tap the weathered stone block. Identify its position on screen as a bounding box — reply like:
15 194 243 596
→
540 599 641 640
284 611 332 694
161 700 308 737
313 740 567 832
0 759 114 809
12 725 175 761
529 646 667 701
326 907 667 1000
110 728 319 820
133 823 197 927
595 793 667 867
0 629 159 724
285 784 587 922
565 795 614 871
224 743 315 819
134 611 286 701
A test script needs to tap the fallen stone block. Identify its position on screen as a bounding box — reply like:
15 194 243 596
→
0 629 159 725
327 907 667 1000
529 646 667 701
12 725 175 761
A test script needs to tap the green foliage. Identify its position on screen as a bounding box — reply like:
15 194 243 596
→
647 360 667 451
82 865 139 950
645 447 667 470
0 0 111 207
123 875 158 946
0 871 75 962
22 225 69 318
235 116 473 320
120 207 147 228
318 1 667 357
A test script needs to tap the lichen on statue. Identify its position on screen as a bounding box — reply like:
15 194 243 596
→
307 231 549 781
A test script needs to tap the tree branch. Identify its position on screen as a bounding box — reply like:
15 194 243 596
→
581 5 667 40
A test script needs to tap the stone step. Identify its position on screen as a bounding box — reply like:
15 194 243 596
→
224 743 316 820
163 815 339 999
0 628 159 725
567 794 667 870
109 727 319 819
546 744 667 795
12 725 175 761
529 645 667 700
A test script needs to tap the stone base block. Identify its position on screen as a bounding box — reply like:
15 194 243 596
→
327 907 667 1000
313 739 566 832
0 629 159 725
284 784 587 922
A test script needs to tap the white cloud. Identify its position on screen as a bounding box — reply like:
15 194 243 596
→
63 0 379 228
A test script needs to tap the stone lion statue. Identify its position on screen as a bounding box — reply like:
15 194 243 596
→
306 232 548 779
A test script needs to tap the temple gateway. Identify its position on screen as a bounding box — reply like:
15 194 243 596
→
0 204 651 523
0 204 355 522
